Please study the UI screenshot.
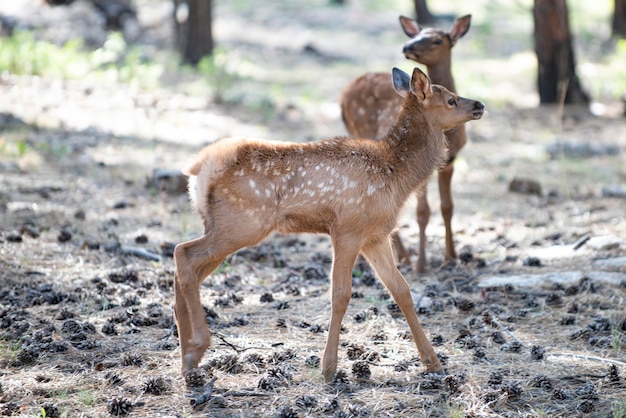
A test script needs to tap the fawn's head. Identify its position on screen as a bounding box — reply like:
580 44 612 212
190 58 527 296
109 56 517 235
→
399 15 471 66
392 67 484 132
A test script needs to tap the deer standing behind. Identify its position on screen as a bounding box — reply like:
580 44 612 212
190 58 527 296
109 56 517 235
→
341 15 471 274
174 67 484 383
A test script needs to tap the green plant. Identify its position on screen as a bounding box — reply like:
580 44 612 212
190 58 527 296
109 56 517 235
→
77 389 96 407
0 135 29 159
36 142 72 160
612 326 624 354
215 259 233 275
92 33 162 88
0 31 87 78
613 400 626 418
197 47 239 102
449 404 465 418
0 339 21 361
0 30 162 89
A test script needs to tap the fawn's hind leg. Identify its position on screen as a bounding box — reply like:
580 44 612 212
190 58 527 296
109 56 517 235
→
174 237 226 374
174 219 272 374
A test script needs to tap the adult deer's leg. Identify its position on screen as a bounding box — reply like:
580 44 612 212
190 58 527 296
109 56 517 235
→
391 231 411 265
322 233 361 383
416 186 431 274
361 238 442 373
438 161 457 262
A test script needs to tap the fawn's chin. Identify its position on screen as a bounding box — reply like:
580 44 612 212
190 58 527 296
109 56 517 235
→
471 111 484 120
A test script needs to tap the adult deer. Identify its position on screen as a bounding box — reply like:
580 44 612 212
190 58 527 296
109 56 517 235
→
174 67 484 383
341 15 472 274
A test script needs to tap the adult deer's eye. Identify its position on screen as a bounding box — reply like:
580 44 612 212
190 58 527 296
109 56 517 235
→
447 98 456 106
434 38 442 45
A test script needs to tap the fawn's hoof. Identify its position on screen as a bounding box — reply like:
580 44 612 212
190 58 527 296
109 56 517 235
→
182 352 205 373
322 366 337 384
424 359 444 374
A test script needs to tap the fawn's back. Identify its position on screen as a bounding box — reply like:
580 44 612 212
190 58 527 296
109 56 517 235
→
186 136 414 238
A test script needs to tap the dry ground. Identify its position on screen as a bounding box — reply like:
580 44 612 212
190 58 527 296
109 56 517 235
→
0 0 625 417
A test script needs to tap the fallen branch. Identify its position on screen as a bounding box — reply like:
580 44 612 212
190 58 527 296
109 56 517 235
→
548 353 626 367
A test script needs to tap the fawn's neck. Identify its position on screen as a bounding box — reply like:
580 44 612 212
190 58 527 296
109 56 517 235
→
382 96 446 194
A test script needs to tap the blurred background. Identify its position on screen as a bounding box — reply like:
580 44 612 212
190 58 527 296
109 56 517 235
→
1 3 625 417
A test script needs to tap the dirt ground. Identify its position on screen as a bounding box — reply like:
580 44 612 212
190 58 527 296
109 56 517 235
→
1 0 625 417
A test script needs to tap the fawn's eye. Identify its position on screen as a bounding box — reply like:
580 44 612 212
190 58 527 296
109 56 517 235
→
434 38 442 45
447 98 456 106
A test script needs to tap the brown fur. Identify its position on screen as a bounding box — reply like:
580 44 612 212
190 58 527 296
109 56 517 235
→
340 15 472 274
174 67 484 383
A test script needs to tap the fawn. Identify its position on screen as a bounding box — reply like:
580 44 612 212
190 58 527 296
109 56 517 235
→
174 67 484 383
341 15 472 274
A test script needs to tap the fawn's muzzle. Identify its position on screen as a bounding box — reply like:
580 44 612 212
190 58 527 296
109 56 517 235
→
471 101 485 119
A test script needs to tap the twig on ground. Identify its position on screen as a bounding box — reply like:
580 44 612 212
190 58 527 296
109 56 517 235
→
120 245 162 262
572 232 592 250
222 390 271 398
483 310 525 347
215 333 265 353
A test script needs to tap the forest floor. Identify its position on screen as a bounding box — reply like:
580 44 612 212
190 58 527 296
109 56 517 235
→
0 0 625 417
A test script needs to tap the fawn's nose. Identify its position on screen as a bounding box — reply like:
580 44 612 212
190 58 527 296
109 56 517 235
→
471 101 485 119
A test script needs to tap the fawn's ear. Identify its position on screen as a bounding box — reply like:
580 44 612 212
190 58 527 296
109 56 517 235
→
392 67 411 98
449 14 471 44
409 67 432 102
399 15 422 38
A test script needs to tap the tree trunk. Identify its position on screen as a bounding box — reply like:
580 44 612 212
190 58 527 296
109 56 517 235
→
414 0 436 25
174 0 214 66
533 0 589 104
613 0 626 38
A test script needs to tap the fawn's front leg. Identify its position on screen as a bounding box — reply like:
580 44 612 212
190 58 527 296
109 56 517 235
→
322 234 361 383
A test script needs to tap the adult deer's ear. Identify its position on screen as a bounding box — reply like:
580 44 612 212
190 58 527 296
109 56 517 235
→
399 15 422 38
449 14 471 44
409 67 432 103
392 67 411 98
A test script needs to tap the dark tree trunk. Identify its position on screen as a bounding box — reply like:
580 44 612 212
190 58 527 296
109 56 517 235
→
174 0 214 66
533 0 589 104
414 0 436 25
613 0 626 38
